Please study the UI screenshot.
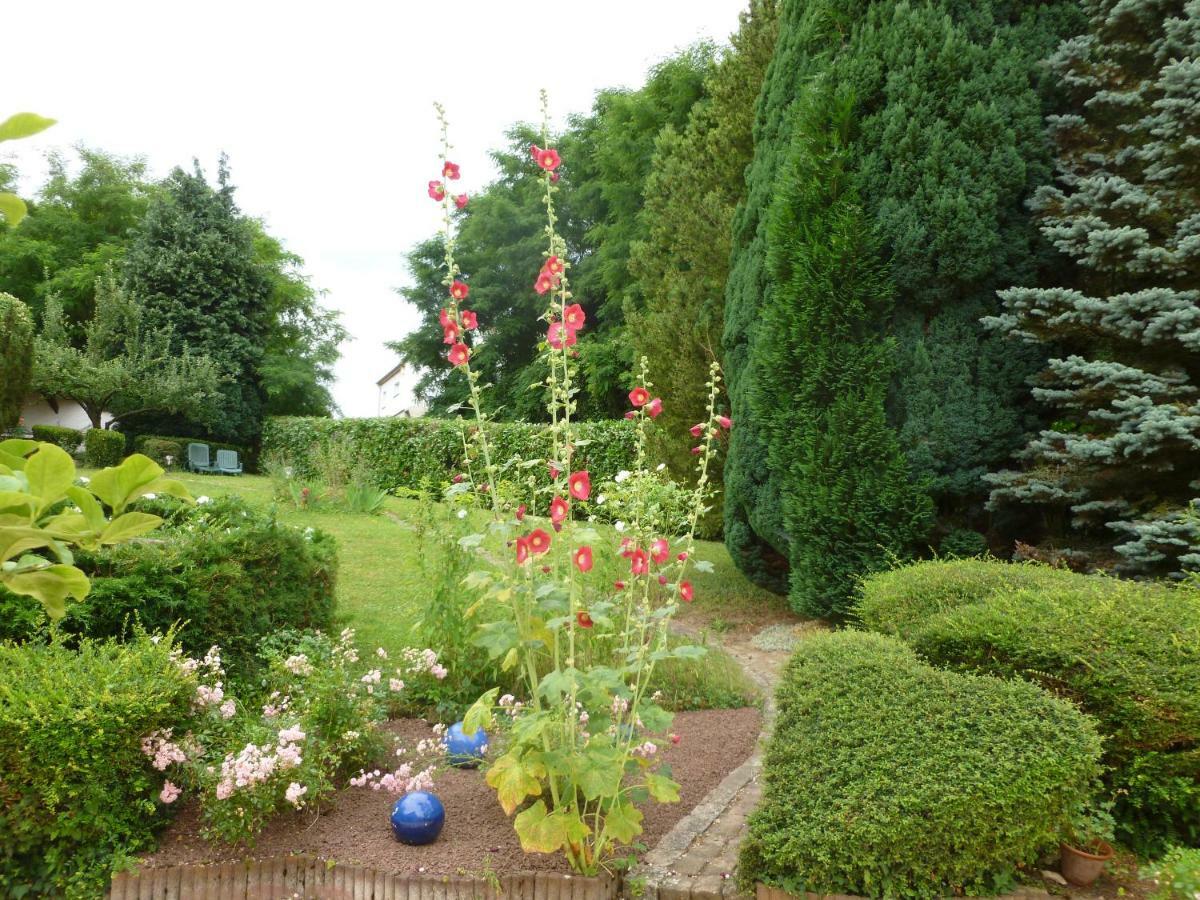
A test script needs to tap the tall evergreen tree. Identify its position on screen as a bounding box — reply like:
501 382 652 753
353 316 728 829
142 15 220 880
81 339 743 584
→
628 0 779 533
986 0 1200 577
0 293 33 429
758 85 933 616
122 157 272 443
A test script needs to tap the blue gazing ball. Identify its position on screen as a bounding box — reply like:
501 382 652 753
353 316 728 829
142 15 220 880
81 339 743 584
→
444 720 488 768
390 791 445 845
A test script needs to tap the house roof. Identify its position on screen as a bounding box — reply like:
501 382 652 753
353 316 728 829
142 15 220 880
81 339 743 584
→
376 362 407 387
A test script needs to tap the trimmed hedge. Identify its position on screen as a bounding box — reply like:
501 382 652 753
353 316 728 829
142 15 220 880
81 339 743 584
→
31 424 82 453
858 559 1200 851
84 427 125 467
0 496 338 673
741 631 1102 898
263 415 638 494
0 633 194 897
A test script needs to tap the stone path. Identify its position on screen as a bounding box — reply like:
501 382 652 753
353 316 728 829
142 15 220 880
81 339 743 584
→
633 632 793 900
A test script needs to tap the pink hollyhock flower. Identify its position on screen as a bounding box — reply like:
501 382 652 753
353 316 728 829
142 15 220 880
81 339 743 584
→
535 273 555 295
461 310 478 330
439 308 452 327
576 610 593 628
691 446 702 455
620 538 634 558
717 416 733 429
515 536 531 565
646 397 663 418
442 161 461 180
530 143 542 159
690 423 704 438
516 504 526 521
535 147 561 171
443 322 459 344
624 411 636 420
574 545 593 573
630 549 648 576
563 303 585 331
680 581 694 602
527 529 552 555
547 321 577 349
160 781 182 804
448 342 470 366
544 256 565 277
452 473 464 484
455 193 469 209
550 496 569 526
550 464 560 479
550 171 560 183
651 538 670 564
569 471 591 501
428 181 446 201
450 280 469 300
629 387 650 407
677 551 688 561
658 575 668 585
614 580 626 590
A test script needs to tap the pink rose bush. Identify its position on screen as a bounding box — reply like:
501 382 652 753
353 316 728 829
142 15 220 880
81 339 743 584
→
137 629 452 844
423 95 730 874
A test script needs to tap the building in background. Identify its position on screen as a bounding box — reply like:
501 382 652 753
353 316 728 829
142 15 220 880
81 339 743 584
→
376 363 427 418
19 394 111 430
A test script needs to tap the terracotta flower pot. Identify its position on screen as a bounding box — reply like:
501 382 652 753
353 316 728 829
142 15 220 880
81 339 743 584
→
1060 840 1114 886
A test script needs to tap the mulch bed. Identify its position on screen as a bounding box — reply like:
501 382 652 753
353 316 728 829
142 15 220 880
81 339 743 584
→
140 707 761 877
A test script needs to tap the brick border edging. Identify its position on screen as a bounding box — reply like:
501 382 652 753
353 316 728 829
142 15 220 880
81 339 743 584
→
109 856 618 900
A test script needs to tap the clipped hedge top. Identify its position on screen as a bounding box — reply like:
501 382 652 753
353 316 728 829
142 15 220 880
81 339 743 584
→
742 630 1102 899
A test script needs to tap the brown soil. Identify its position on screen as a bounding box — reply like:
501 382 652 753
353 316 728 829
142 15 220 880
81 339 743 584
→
140 707 761 878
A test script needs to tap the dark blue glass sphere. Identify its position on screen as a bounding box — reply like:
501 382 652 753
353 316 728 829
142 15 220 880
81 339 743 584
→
390 791 445 845
445 721 488 768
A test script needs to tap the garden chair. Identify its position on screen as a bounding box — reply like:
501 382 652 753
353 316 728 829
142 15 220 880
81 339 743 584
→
215 448 243 475
187 442 218 474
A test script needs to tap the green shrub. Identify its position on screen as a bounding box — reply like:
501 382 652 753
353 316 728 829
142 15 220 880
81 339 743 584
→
132 433 251 470
0 633 194 897
30 424 82 453
740 631 1103 899
0 293 33 430
0 496 338 674
263 415 637 497
939 528 989 559
84 427 126 467
1147 846 1200 900
137 437 183 467
858 559 1200 850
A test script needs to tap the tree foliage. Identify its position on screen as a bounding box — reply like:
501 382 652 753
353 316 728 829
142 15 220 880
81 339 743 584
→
628 1 779 530
0 293 34 429
32 269 225 430
986 0 1200 577
121 158 272 444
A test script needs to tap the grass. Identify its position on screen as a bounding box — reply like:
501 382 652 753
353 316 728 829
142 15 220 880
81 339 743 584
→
98 469 787 708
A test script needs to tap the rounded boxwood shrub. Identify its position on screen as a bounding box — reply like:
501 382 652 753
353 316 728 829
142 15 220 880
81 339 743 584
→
858 559 1200 852
740 631 1102 899
0 633 194 897
136 437 183 467
84 427 126 467
30 424 82 454
0 496 338 674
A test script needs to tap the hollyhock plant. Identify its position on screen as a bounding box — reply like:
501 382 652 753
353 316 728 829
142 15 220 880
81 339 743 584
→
455 193 469 209
448 342 470 367
450 280 469 300
461 310 478 330
429 94 731 876
427 180 446 201
442 161 461 180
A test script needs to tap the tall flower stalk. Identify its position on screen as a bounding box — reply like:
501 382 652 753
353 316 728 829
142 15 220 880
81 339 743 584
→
432 96 732 875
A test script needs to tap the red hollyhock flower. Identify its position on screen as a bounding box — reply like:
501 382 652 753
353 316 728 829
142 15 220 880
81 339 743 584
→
550 496 569 526
574 546 593 573
516 504 526 521
544 256 565 277
530 143 542 159
455 193 469 209
515 536 531 564
461 310 478 330
690 446 702 455
535 273 555 295
576 610 593 628
528 529 552 555
630 549 649 576
550 171 560 183
624 411 636 420
439 308 452 328
677 552 688 561
658 574 668 585
718 416 733 429
670 733 681 745
448 342 470 366
452 473 464 484
450 280 469 300
614 580 626 590
443 322 459 344
550 464 560 479
563 303 585 331
547 322 577 349
428 180 446 201
568 471 591 501
629 387 650 407
680 581 694 602
535 147 561 171
690 423 704 438
620 537 634 558
651 538 669 564
442 161 460 180
646 397 663 418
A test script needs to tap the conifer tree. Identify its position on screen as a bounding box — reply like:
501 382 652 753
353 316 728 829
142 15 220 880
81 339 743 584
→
986 0 1200 576
0 293 33 429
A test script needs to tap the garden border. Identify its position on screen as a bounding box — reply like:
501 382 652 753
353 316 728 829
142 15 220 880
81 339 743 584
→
109 856 618 900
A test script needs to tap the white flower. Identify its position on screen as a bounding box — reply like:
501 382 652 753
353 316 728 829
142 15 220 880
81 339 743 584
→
150 634 162 645
614 470 631 483
596 494 606 505
285 782 308 808
77 476 90 485
143 493 157 501
656 463 666 472
614 521 626 532
197 495 211 505
457 509 467 519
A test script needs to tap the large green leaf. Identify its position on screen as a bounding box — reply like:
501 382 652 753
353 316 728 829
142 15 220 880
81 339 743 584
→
87 453 164 512
100 512 163 544
0 439 39 465
66 486 107 532
513 802 589 855
576 746 624 801
0 113 56 142
0 526 56 563
24 444 76 508
602 798 643 844
0 193 27 226
3 564 90 619
486 750 545 815
463 687 499 734
645 772 681 803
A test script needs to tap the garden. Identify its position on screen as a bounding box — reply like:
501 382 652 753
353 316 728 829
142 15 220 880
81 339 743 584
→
2 0 1199 897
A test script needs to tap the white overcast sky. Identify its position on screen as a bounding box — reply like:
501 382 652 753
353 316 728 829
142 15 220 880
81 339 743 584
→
6 1 747 417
